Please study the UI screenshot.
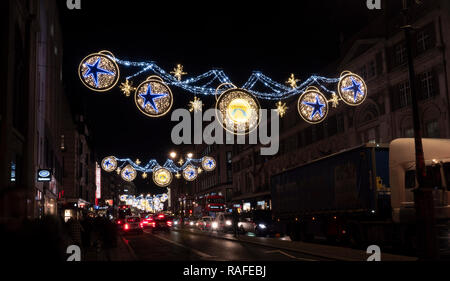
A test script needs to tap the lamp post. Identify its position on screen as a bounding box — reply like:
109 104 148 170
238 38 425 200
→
401 0 437 259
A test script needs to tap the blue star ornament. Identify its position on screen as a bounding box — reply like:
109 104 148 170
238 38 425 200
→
104 159 112 168
343 77 364 102
83 58 114 87
124 170 133 179
303 95 325 119
206 160 214 168
139 83 168 113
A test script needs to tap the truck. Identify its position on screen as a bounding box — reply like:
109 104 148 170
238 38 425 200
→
271 138 450 255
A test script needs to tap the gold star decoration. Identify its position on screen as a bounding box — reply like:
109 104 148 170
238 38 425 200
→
170 64 187 81
329 93 340 108
116 167 121 175
175 172 181 179
119 79 135 97
135 159 141 165
285 74 300 89
197 167 203 174
188 96 203 113
275 101 288 118
142 172 148 179
178 159 184 166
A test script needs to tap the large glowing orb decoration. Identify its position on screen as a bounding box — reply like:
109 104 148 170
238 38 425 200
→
121 165 137 182
201 156 216 172
152 167 173 187
297 87 329 124
216 87 260 135
78 50 120 92
183 164 198 181
134 76 173 118
337 71 367 106
101 156 117 172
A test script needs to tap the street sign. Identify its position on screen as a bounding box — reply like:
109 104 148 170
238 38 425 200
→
37 169 52 182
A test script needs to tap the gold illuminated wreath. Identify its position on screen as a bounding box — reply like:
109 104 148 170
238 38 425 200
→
337 71 367 106
134 75 174 118
152 167 173 187
78 50 120 92
121 165 137 182
215 84 261 135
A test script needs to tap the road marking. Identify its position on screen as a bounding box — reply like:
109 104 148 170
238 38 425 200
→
264 250 317 261
145 230 216 259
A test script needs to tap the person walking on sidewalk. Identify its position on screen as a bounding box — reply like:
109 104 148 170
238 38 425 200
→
232 209 239 238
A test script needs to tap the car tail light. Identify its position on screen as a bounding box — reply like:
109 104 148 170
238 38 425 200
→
143 221 148 224
117 220 122 225
151 222 156 228
167 221 173 227
124 223 130 230
140 223 143 228
158 214 165 219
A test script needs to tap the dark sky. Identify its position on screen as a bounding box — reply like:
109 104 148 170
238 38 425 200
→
58 0 373 193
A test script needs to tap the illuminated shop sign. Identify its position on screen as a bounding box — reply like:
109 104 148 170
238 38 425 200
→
37 169 52 182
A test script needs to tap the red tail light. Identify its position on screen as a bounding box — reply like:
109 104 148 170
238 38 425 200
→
158 214 165 219
117 220 122 225
124 223 130 230
151 222 156 228
167 221 173 227
140 223 143 228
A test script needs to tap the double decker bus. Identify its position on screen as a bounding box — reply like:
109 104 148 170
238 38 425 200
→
200 195 226 216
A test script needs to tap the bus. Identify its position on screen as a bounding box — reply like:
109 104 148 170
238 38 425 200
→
200 195 226 216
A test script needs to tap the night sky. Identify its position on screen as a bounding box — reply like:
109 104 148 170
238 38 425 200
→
58 0 373 193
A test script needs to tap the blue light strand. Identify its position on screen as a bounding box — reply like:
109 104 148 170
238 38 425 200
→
110 56 342 101
114 156 204 174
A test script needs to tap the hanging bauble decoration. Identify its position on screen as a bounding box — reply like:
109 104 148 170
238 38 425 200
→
160 193 169 203
215 84 261 135
152 167 173 187
201 156 216 172
121 165 137 182
297 86 329 124
78 50 120 92
101 156 117 172
134 76 174 117
337 71 367 106
183 164 198 181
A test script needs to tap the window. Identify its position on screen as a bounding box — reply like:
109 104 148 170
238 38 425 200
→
394 42 407 66
417 27 432 54
419 71 436 100
368 60 376 78
425 120 439 138
398 81 411 108
404 128 414 138
359 65 368 80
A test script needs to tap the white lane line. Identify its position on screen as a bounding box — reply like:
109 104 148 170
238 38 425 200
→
145 230 216 259
264 250 317 261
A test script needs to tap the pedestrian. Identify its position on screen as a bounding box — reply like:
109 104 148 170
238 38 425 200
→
232 209 239 238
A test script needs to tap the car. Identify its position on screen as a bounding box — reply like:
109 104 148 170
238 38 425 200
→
182 217 197 228
237 214 256 233
211 213 234 232
252 210 279 237
149 213 173 233
141 214 155 229
197 216 214 231
121 216 143 234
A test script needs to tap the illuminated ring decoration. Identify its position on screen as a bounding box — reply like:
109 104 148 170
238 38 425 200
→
152 167 173 187
337 71 367 106
215 88 261 135
78 51 120 92
215 83 237 101
101 156 117 172
297 87 329 124
160 193 169 203
134 76 174 118
182 165 198 181
121 165 137 182
201 156 216 172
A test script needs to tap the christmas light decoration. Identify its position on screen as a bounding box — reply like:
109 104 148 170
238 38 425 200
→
78 51 119 92
134 76 173 117
201 156 216 172
170 64 187 81
286 74 300 89
275 101 288 118
297 87 329 124
337 71 367 106
183 165 198 181
188 96 203 112
153 167 173 187
119 79 135 97
101 156 117 172
121 165 137 182
216 87 260 135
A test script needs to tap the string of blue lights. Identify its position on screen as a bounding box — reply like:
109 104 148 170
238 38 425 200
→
111 56 341 100
114 157 204 174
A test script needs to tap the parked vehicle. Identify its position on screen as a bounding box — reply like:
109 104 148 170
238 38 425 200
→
271 139 450 254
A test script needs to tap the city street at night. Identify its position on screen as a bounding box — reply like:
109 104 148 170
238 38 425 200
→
2 0 450 279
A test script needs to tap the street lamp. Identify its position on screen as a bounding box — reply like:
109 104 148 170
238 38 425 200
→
401 0 437 259
187 153 193 159
169 151 177 159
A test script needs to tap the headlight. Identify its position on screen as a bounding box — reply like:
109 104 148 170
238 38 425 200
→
212 222 218 229
258 224 266 229
174 221 178 225
225 220 232 226
189 221 194 226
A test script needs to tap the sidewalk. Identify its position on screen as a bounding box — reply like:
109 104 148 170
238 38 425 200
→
173 227 418 261
84 236 136 261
